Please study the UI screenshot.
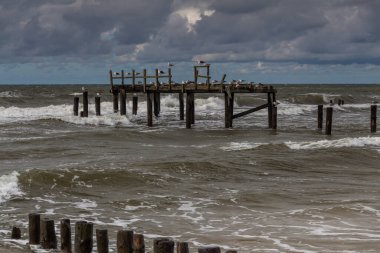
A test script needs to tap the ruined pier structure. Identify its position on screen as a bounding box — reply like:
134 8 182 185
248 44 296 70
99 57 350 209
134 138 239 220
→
107 64 277 129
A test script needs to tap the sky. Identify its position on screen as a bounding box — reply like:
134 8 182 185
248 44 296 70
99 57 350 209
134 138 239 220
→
1 0 380 84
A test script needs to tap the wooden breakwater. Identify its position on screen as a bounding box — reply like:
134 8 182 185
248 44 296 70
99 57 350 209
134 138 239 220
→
9 213 238 253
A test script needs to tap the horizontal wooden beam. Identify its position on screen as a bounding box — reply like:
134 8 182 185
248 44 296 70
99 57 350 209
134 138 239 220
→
233 103 269 119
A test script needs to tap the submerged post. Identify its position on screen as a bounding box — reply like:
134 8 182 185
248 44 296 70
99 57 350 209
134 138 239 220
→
176 242 189 253
179 92 184 120
95 95 101 116
147 92 153 127
225 92 230 128
325 107 333 135
267 93 273 128
154 92 160 117
186 92 192 129
29 213 40 245
191 93 195 124
371 104 377 133
133 95 138 115
198 246 221 253
113 90 119 113
73 96 79 116
60 219 72 253
96 229 109 253
83 90 88 117
117 230 133 253
272 103 277 130
133 234 145 253
40 218 57 249
120 88 127 116
153 238 174 253
74 221 93 253
11 227 21 239
318 105 323 130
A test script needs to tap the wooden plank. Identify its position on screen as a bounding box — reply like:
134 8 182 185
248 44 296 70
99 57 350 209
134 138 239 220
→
232 103 269 119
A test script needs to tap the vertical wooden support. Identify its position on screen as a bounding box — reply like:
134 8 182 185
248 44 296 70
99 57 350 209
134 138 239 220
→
272 105 277 130
154 92 160 117
96 229 109 253
121 70 125 87
168 68 172 91
73 97 79 116
325 107 333 135
133 234 145 253
371 104 377 133
95 96 101 116
224 92 230 128
179 92 184 120
60 219 72 253
40 218 57 249
225 251 238 253
318 105 323 130
74 221 93 253
267 92 273 128
29 213 40 245
186 92 192 129
120 88 127 116
206 64 210 90
198 247 221 253
143 69 147 93
194 66 198 90
11 227 21 239
147 92 153 127
113 90 119 113
153 238 174 253
132 69 136 90
83 90 88 117
155 69 159 91
117 230 133 253
229 93 234 128
132 95 138 115
176 242 189 253
191 93 195 124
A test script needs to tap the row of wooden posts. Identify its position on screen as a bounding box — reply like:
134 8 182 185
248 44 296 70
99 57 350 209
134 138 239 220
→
317 103 378 135
9 213 237 253
73 90 278 130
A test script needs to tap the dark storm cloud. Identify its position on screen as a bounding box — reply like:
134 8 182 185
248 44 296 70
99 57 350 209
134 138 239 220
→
1 0 380 65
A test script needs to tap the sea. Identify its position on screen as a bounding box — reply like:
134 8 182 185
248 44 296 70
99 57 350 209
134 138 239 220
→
0 84 380 252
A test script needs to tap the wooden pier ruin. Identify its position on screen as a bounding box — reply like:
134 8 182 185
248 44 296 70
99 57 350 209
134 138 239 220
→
105 64 277 129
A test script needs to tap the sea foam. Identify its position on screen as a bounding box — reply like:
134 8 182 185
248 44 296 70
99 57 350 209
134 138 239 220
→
0 172 23 203
286 136 380 150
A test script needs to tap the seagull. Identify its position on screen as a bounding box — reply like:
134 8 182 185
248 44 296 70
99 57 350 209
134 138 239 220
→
198 60 205 64
96 92 100 96
239 79 245 83
168 62 174 67
126 72 131 75
81 87 85 91
135 72 140 75
113 72 120 75
158 70 165 74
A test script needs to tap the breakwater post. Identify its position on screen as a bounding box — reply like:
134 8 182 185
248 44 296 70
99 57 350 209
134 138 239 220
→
198 246 221 253
95 94 101 116
73 96 79 116
96 229 109 253
133 234 145 253
179 93 184 120
325 107 333 135
60 219 72 253
117 230 134 253
82 90 88 117
153 238 174 253
318 105 323 130
371 103 377 133
11 227 21 239
120 88 127 116
40 218 57 249
147 92 153 127
75 221 93 253
133 95 138 115
28 213 40 244
177 242 189 253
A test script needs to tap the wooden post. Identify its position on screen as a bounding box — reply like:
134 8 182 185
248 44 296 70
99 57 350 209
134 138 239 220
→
153 238 174 253
74 221 93 253
225 251 238 253
176 242 189 253
154 92 161 117
325 107 333 135
40 218 57 249
168 68 172 91
225 92 230 128
198 246 221 253
83 90 88 117
96 229 109 253
267 93 273 128
317 105 323 130
132 69 136 91
371 104 377 133
121 70 125 87
272 104 277 130
206 64 210 90
186 92 192 129
190 93 195 124
155 69 159 91
143 69 147 93
29 213 40 244
11 227 21 239
229 93 234 127
117 230 133 253
61 219 72 253
73 97 79 116
120 88 127 116
113 90 119 113
147 92 153 127
133 95 138 115
133 234 145 253
194 67 198 90
179 92 184 120
95 96 101 116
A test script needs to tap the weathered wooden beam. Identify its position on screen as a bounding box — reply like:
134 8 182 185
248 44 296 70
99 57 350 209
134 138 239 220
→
96 229 109 253
120 88 127 116
176 242 189 253
191 93 195 124
74 221 93 253
95 96 101 116
325 107 333 135
113 90 119 113
318 105 323 130
168 68 172 91
83 90 88 117
371 104 377 133
225 92 230 128
117 230 133 253
40 218 57 249
143 69 147 93
132 95 138 115
133 234 145 253
11 227 21 239
60 219 72 253
147 92 153 127
186 92 192 129
268 93 273 128
232 103 269 119
153 238 174 253
29 213 40 245
179 92 184 120
73 96 79 116
154 92 160 117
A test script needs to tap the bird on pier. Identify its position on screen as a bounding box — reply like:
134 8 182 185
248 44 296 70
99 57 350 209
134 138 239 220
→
158 70 165 74
168 62 174 67
135 72 141 75
113 72 120 75
197 60 205 65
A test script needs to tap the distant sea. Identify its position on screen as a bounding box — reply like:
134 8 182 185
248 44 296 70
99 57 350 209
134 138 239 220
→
1 84 380 252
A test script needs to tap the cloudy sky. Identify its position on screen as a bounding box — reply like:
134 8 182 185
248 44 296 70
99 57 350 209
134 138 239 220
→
1 0 380 84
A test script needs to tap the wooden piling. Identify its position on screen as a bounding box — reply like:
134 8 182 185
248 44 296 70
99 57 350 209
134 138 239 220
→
225 251 238 253
154 92 161 117
225 92 230 128
133 234 145 253
11 226 21 239
116 230 133 253
272 105 277 130
371 104 377 133
40 218 57 249
83 90 88 117
153 238 174 253
120 88 127 116
268 93 273 128
74 221 93 253
229 93 234 128
198 246 221 253
325 107 333 135
176 242 189 253
96 229 109 253
60 219 72 253
28 213 40 244
73 97 79 116
317 105 323 130
191 93 195 124
147 92 153 127
186 92 192 129
113 90 119 113
179 93 184 120
133 95 138 115
95 96 101 116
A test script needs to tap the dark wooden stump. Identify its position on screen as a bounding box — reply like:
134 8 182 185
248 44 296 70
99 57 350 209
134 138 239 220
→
153 238 174 253
117 230 133 253
267 93 273 128
133 95 138 115
28 213 40 245
133 234 145 253
83 91 88 117
113 91 119 113
96 229 109 253
73 96 79 116
40 218 57 249
225 92 230 128
179 93 184 120
317 105 323 130
120 88 127 116
11 226 21 239
371 104 377 133
176 242 189 253
272 105 277 130
154 92 160 117
325 107 333 135
225 250 238 253
186 92 192 129
147 92 153 127
229 93 234 128
190 93 195 124
198 246 221 253
74 221 93 253
95 96 101 116
60 219 72 253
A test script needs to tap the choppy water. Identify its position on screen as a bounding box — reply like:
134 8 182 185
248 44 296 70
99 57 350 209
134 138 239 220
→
1 84 380 252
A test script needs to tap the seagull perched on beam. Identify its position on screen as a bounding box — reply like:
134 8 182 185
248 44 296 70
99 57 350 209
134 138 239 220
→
168 62 174 67
198 60 205 65
113 72 120 75
158 70 165 74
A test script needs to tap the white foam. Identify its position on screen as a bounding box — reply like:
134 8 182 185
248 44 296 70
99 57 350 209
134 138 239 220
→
74 199 98 209
286 136 380 150
0 91 22 98
220 142 264 151
0 172 23 203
